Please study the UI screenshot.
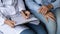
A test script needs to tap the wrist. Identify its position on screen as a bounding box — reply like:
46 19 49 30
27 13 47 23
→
47 4 53 10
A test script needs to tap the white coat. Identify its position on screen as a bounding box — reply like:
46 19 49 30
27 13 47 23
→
0 0 40 34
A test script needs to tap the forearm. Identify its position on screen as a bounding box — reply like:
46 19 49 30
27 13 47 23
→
18 0 26 12
51 0 60 9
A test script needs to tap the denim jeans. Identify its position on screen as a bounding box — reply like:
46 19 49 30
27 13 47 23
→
55 8 60 34
26 23 47 34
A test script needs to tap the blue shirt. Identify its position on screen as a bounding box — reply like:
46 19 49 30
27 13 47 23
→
35 0 60 9
25 0 60 11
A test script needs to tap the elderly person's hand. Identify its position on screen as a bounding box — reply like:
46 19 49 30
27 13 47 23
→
38 4 55 22
38 4 53 15
44 12 55 22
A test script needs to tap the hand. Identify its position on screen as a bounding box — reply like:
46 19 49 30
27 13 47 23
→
38 4 53 15
44 12 55 22
21 10 30 19
4 19 15 28
39 6 49 15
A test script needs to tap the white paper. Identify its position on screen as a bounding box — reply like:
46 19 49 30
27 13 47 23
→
11 14 38 26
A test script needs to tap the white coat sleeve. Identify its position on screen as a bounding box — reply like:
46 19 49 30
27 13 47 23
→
0 0 3 7
0 12 6 26
17 0 26 12
0 0 6 26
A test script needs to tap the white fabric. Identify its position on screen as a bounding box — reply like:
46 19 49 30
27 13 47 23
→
0 0 25 25
3 0 13 5
0 0 29 34
0 17 5 26
0 7 6 26
11 14 39 25
0 0 40 34
18 0 26 11
5 6 16 15
0 24 28 34
0 0 3 7
0 0 40 26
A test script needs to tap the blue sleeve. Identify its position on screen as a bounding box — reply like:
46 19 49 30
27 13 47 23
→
51 0 60 9
25 0 41 11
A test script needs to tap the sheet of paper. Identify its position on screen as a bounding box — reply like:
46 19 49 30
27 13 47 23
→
11 14 38 26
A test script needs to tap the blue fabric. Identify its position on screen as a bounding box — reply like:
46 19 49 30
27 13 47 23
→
54 8 60 34
28 10 56 34
25 0 57 34
26 23 47 34
20 29 35 34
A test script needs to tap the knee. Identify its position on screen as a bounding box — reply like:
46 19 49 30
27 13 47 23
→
20 29 35 34
35 25 47 34
54 8 60 22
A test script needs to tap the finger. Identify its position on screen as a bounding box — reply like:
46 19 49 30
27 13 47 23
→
25 11 30 17
41 7 47 15
21 12 27 19
8 20 14 25
39 7 43 14
48 12 55 17
48 16 55 22
25 16 29 19
43 8 49 15
9 20 15 27
5 20 15 28
45 13 55 22
48 14 55 21
43 9 47 15
44 10 48 14
11 21 16 25
41 8 44 14
46 13 55 22
44 15 48 22
47 12 55 20
49 15 55 20
42 7 46 14
8 22 14 28
26 14 30 18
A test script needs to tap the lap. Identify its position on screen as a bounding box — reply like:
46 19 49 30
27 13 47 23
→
26 23 47 34
54 8 60 34
52 8 60 24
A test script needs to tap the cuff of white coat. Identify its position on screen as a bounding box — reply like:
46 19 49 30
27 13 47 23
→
19 7 26 12
0 17 6 26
